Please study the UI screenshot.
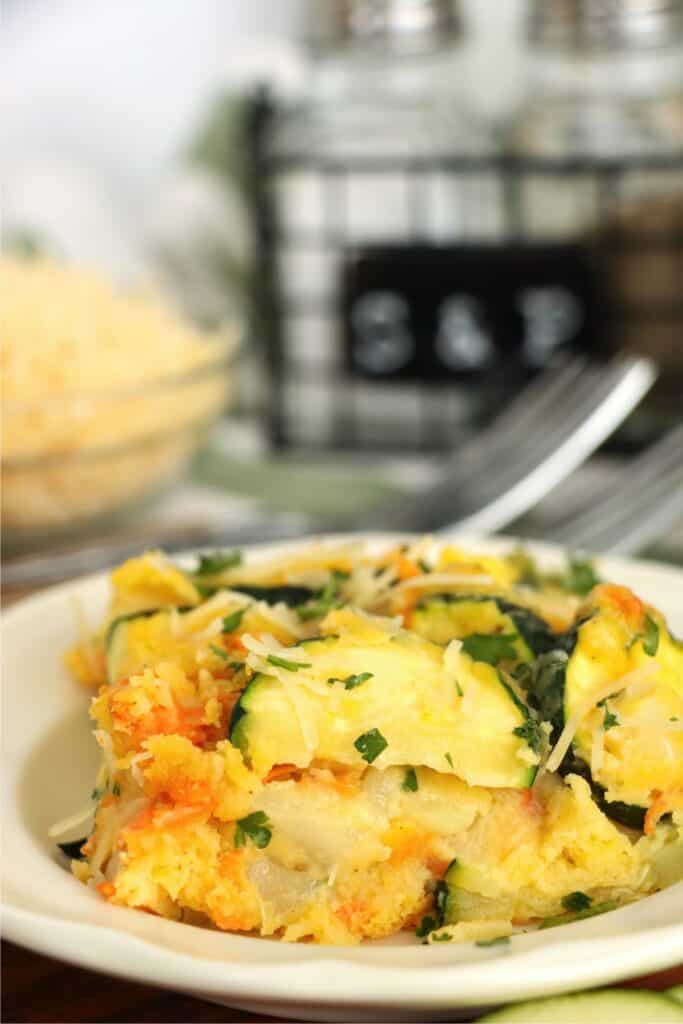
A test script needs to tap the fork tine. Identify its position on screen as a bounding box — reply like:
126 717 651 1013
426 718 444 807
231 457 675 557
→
545 425 683 554
368 354 655 533
437 355 656 532
453 361 616 489
453 357 590 475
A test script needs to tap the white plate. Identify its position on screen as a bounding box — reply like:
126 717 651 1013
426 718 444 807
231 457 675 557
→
3 535 683 1022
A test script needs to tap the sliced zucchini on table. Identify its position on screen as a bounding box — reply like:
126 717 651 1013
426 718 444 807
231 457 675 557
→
411 594 558 665
230 625 540 787
478 990 683 1022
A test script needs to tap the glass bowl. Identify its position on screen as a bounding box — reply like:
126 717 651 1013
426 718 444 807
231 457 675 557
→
2 339 237 552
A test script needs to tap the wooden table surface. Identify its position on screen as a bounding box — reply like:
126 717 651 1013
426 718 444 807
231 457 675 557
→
3 583 682 1023
3 941 682 1024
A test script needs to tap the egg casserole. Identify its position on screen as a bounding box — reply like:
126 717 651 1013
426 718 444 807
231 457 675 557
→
58 539 683 945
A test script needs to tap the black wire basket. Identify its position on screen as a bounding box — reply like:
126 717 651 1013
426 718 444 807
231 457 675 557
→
247 90 683 453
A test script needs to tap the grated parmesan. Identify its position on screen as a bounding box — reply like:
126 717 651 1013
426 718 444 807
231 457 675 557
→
545 664 660 774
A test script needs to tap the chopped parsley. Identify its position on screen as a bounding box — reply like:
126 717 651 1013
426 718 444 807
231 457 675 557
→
512 717 543 755
417 559 432 574
327 672 373 690
354 728 388 764
603 708 619 730
475 936 510 948
643 615 660 657
234 811 272 849
222 608 246 633
455 680 464 697
267 653 311 672
402 768 418 792
444 752 454 769
518 552 601 596
562 891 592 913
91 787 103 801
415 915 437 938
559 557 601 597
296 571 348 621
430 931 452 943
461 633 519 666
540 900 617 930
195 550 242 576
112 782 121 797
210 644 229 661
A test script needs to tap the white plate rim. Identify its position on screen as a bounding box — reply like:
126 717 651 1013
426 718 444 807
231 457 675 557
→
3 533 683 1014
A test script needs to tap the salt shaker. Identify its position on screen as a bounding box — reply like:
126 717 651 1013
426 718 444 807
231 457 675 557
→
260 0 501 450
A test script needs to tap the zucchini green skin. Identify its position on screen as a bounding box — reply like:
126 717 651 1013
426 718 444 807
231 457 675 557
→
478 990 683 1022
415 594 560 657
229 674 269 757
527 623 648 831
199 584 316 606
57 838 87 861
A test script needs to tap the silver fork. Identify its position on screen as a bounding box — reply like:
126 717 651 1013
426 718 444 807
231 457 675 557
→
529 423 683 555
370 354 656 535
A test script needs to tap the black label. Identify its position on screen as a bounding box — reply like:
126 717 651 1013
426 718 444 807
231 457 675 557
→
342 244 605 381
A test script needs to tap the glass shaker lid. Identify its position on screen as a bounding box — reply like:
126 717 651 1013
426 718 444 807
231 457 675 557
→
308 0 462 51
528 0 683 51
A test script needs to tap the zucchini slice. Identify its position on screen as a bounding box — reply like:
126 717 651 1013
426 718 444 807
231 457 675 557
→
412 595 558 665
479 990 683 1022
531 584 683 815
229 628 539 787
106 610 170 683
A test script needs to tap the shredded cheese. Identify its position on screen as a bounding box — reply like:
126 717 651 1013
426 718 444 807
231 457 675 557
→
545 664 660 773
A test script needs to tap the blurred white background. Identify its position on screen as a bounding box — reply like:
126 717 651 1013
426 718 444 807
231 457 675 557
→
2 0 527 281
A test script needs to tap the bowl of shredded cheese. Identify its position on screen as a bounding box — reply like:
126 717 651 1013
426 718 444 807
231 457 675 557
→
1 257 238 547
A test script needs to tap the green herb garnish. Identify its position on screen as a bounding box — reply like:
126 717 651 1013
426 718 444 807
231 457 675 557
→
455 680 464 697
234 811 272 849
603 708 619 730
354 728 388 764
562 891 592 913
540 900 617 930
476 936 510 948
210 644 229 661
112 782 121 797
267 654 311 672
461 633 519 666
195 550 242 576
559 557 601 597
222 608 246 633
643 615 660 656
418 559 431 574
430 931 452 943
402 768 418 792
91 787 103 801
444 752 454 769
327 672 374 690
512 717 543 755
296 571 348 621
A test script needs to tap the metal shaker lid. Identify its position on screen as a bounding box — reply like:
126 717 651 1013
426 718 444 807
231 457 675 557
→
528 0 683 51
307 0 462 51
